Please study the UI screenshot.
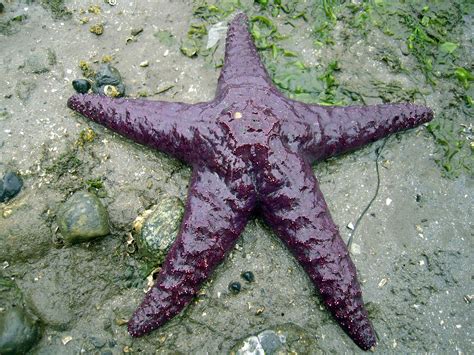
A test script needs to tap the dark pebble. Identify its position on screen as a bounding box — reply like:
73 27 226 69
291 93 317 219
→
228 281 241 294
0 308 41 354
92 64 125 97
90 336 106 348
416 194 422 202
72 79 91 94
102 319 111 330
0 171 23 203
241 271 255 283
0 4 4 14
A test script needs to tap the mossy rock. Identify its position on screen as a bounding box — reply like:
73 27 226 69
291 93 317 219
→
134 196 184 265
57 191 110 244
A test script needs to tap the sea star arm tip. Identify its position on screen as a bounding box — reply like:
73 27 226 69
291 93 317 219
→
128 167 255 337
67 93 208 163
260 151 376 350
299 101 433 162
216 13 274 94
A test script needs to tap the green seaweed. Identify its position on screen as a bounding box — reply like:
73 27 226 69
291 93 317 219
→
454 67 473 89
427 118 473 178
41 0 72 19
86 177 107 198
45 151 82 178
183 0 472 178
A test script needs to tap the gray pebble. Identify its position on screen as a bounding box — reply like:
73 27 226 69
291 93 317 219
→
92 64 125 97
90 336 106 348
57 191 110 244
231 323 318 354
131 27 143 36
258 330 282 353
0 308 41 355
0 171 23 203
134 196 184 265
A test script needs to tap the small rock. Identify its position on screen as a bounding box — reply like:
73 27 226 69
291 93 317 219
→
234 336 262 354
139 60 149 67
258 330 283 354
131 27 143 36
0 171 23 203
231 323 318 354
90 336 106 348
57 191 110 244
92 64 125 97
134 196 184 264
350 242 361 255
228 281 241 294
0 308 41 354
72 79 91 94
241 271 255 283
0 3 4 14
233 330 283 354
23 48 56 74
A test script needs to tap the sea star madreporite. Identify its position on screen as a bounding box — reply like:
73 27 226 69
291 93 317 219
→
67 13 433 351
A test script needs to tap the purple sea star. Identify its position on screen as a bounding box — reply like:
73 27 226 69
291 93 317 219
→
67 13 433 351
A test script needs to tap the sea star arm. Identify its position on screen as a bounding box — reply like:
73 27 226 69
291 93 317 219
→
128 167 255 337
67 94 209 163
296 102 433 162
216 13 274 94
260 147 376 351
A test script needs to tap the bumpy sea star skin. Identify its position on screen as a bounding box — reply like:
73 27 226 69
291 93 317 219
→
67 13 433 351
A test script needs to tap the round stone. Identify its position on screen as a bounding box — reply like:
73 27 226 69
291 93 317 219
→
0 171 23 203
57 191 110 244
92 64 125 97
230 323 318 354
134 196 184 265
72 79 91 94
0 308 41 354
241 271 255 283
228 281 241 294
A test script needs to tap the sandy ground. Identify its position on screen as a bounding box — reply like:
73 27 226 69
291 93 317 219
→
0 0 472 354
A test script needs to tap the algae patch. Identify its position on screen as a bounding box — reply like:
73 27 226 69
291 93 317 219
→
182 0 473 178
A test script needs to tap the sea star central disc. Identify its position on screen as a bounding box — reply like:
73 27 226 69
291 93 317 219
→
67 13 433 351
